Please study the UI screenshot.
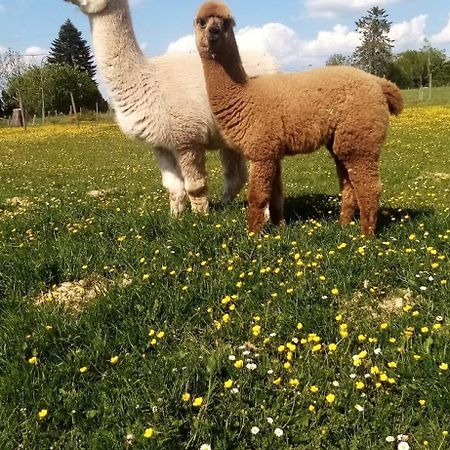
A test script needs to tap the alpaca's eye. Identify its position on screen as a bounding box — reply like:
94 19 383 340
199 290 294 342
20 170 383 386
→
223 19 231 29
197 18 206 28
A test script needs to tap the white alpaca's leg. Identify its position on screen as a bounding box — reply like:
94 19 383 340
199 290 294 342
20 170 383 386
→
154 147 187 217
178 147 209 214
219 147 248 203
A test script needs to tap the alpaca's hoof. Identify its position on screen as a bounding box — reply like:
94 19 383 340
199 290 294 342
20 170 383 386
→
170 192 188 217
190 196 209 214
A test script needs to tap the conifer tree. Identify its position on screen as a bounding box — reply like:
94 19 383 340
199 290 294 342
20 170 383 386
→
48 19 96 79
354 7 393 77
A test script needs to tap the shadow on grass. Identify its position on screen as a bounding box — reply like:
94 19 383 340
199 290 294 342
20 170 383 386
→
213 193 435 232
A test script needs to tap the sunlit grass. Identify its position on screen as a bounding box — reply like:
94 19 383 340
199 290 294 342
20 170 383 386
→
0 104 449 449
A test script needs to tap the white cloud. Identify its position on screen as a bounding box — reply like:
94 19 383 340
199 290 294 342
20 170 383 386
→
167 34 196 54
305 0 403 19
167 15 429 70
22 47 48 64
431 13 450 44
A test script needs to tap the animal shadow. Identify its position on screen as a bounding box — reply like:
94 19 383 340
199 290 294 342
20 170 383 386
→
284 193 434 232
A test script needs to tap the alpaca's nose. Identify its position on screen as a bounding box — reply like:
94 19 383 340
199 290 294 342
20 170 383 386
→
208 25 220 37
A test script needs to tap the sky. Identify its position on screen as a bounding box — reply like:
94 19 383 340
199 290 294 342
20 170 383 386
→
1 0 450 73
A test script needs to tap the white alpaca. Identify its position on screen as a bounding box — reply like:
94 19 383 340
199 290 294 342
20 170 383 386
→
64 0 279 215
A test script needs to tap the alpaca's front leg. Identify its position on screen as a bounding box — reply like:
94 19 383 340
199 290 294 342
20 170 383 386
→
219 147 248 203
247 160 278 232
269 161 285 225
178 147 209 213
154 147 187 216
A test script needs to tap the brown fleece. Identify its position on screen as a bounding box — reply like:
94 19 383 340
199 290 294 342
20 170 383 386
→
195 1 404 236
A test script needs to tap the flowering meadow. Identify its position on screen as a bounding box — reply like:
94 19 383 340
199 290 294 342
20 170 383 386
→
0 102 449 449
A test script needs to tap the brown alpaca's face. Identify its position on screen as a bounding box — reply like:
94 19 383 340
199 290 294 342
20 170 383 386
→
194 13 235 57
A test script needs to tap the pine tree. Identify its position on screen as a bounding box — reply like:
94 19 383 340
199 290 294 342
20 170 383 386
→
354 7 393 77
48 19 96 79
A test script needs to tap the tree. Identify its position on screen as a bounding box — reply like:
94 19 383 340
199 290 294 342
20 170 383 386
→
47 19 96 79
5 63 106 117
326 53 354 67
389 46 450 89
0 49 28 116
354 7 393 77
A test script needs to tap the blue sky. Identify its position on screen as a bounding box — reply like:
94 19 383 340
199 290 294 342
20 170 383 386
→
1 0 450 71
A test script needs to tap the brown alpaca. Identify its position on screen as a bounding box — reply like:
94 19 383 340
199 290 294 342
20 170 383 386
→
194 1 404 236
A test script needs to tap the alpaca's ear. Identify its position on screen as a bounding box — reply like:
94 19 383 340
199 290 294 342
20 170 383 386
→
223 17 236 30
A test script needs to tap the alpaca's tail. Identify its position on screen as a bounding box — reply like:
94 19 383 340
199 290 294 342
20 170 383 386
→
378 78 404 116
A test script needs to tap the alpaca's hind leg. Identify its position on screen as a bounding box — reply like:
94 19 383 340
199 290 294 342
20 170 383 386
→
269 161 284 226
154 147 187 217
178 147 209 213
248 160 278 232
332 156 358 225
344 159 382 236
219 147 248 203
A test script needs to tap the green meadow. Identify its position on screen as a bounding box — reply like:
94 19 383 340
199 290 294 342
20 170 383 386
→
0 95 449 449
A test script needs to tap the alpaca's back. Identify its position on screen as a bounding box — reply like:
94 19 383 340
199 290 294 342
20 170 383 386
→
115 51 279 150
225 66 394 156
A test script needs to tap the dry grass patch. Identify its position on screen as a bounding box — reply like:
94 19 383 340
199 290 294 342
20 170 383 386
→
339 287 419 321
34 274 110 311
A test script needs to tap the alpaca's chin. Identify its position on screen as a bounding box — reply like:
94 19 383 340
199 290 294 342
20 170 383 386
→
77 0 110 15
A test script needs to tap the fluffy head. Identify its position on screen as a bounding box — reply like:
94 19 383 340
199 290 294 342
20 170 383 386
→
64 0 110 15
195 2 236 57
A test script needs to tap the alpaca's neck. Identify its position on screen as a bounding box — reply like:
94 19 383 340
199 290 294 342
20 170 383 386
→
89 0 151 100
201 34 248 114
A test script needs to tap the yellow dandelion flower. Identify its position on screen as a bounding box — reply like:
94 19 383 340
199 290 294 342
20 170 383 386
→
439 363 448 371
38 409 48 420
283 362 291 369
308 404 316 412
192 397 203 407
252 325 261 336
109 356 119 364
182 392 191 402
156 331 165 339
325 393 336 404
143 428 154 439
224 379 233 389
234 360 244 369
328 343 337 352
28 356 38 365
289 378 299 387
79 366 88 373
273 377 282 386
310 385 319 393
297 322 304 330
388 362 397 369
419 399 426 407
380 322 389 330
355 381 365 390
331 288 339 296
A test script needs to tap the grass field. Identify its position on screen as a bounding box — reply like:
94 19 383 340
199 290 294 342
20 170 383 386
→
0 101 449 449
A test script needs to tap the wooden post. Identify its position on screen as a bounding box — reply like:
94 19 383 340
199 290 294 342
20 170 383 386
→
18 91 27 130
69 91 79 125
10 108 23 127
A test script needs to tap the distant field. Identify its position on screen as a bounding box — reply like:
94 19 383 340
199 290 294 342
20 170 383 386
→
0 101 449 448
402 85 450 106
